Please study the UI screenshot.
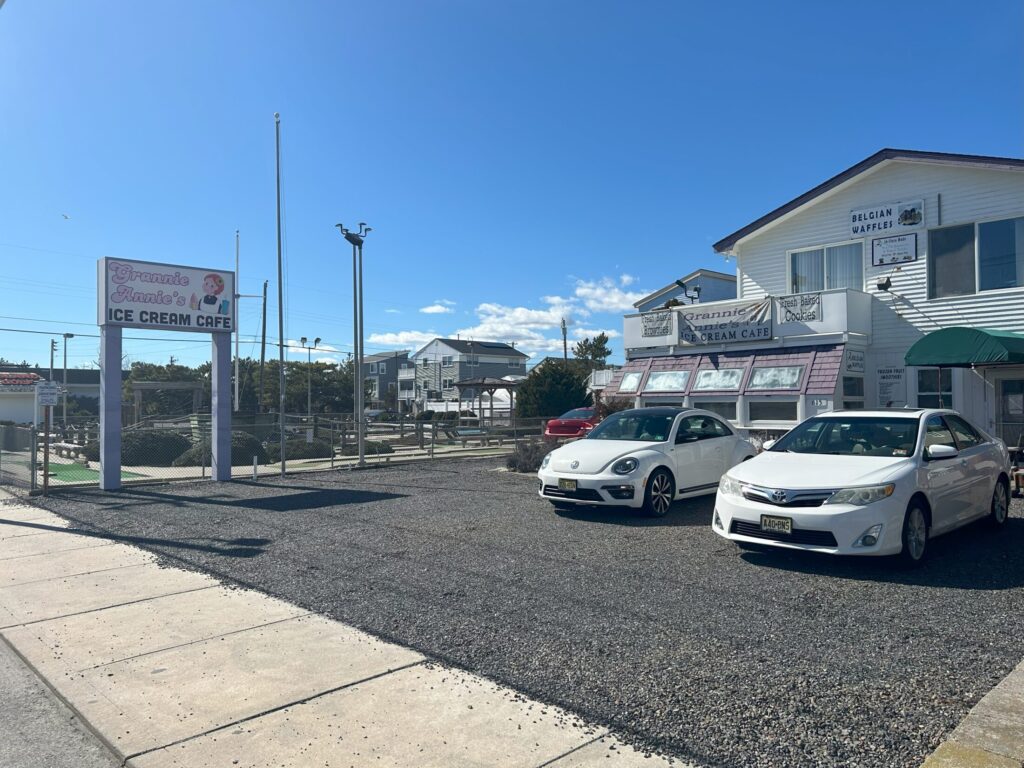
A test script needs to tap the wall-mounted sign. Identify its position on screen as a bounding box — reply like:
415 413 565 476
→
677 299 773 346
97 258 236 334
850 199 924 237
641 311 673 338
777 293 821 323
845 350 865 374
871 233 918 267
877 366 906 407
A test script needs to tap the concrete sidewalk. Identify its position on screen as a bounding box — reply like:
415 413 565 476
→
0 493 682 767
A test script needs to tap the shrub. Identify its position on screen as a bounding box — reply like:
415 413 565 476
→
435 411 459 422
339 439 394 457
265 437 333 462
415 410 435 421
171 431 269 467
83 429 190 467
596 396 634 420
506 439 555 473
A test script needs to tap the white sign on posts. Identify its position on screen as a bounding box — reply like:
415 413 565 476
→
98 258 236 334
35 381 60 407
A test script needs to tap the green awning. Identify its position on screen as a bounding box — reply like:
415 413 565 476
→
904 327 1024 368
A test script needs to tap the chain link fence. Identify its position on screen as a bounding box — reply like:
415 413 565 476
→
0 413 555 491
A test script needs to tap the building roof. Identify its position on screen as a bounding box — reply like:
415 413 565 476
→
633 268 737 309
0 366 127 385
417 338 529 358
713 148 1024 254
363 350 409 363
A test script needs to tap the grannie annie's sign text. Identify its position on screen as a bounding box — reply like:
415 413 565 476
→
98 258 235 333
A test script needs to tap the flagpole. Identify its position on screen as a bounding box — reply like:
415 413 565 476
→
275 113 286 476
234 230 240 412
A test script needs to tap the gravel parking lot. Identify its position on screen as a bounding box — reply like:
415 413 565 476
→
31 460 1024 768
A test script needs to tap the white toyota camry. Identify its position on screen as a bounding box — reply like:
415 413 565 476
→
712 409 1012 564
538 407 756 516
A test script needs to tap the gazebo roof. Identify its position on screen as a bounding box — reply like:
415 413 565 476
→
453 376 522 390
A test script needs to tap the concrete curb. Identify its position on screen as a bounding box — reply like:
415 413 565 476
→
921 659 1024 767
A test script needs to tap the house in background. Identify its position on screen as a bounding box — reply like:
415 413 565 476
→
398 338 529 412
361 350 409 410
0 365 130 423
633 268 736 313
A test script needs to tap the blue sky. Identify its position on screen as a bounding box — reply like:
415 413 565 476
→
1 0 1021 369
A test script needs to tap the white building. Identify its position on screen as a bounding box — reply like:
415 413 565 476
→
608 149 1024 445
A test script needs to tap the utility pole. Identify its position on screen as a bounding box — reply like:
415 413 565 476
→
49 340 56 380
258 280 268 412
560 317 568 363
234 230 240 412
62 333 73 425
274 112 286 475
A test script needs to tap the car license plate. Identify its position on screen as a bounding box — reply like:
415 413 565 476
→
558 478 577 492
760 515 792 535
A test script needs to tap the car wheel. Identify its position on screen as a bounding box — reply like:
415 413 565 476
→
642 469 675 517
988 478 1009 528
899 502 929 566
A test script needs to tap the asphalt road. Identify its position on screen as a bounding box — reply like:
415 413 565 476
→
33 460 1024 768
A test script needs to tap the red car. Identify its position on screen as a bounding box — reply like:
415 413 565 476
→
544 407 600 440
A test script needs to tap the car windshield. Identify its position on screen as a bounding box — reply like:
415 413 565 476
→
586 412 674 442
770 416 920 457
559 408 594 420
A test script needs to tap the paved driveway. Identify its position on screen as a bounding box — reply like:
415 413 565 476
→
33 460 1024 768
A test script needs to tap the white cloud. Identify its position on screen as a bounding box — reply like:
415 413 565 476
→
620 273 637 286
367 330 437 347
572 327 621 339
384 308 401 314
573 277 647 313
420 304 454 314
438 299 456 306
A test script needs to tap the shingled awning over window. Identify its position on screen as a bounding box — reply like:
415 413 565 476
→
904 327 1024 368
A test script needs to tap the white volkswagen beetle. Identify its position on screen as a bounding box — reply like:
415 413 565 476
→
538 407 756 516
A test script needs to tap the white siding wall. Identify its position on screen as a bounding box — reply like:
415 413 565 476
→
733 160 1024 423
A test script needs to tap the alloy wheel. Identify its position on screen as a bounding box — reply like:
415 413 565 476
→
992 482 1009 524
651 473 672 515
906 507 927 561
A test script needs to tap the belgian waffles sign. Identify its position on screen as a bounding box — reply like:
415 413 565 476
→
97 258 236 333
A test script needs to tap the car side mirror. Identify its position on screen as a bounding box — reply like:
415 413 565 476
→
762 439 776 451
925 444 958 460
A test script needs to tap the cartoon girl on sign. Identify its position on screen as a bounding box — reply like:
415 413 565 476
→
190 273 230 315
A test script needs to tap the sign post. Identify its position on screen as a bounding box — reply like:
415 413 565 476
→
35 381 59 496
97 258 235 490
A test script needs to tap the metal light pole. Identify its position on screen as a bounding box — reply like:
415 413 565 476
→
49 339 56 380
300 336 320 420
275 112 286 476
62 333 74 425
336 222 371 467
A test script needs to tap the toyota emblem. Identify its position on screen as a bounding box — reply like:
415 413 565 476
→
770 489 787 504
570 460 580 469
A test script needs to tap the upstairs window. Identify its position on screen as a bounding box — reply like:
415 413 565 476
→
508 358 521 368
466 355 479 367
378 362 386 375
789 241 863 294
928 224 975 298
979 216 1024 292
441 355 453 366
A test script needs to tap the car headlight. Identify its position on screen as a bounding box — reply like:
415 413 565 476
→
718 473 743 497
824 483 895 506
612 457 639 475
541 453 552 470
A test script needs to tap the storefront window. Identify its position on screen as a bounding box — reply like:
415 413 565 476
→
643 370 691 392
842 376 865 397
748 366 804 390
790 242 863 293
928 224 975 298
695 401 737 420
618 371 642 393
979 216 1024 292
748 401 798 421
917 368 952 408
693 368 743 391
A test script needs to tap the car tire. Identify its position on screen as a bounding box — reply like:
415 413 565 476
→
988 478 1010 528
899 501 929 567
642 469 675 517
